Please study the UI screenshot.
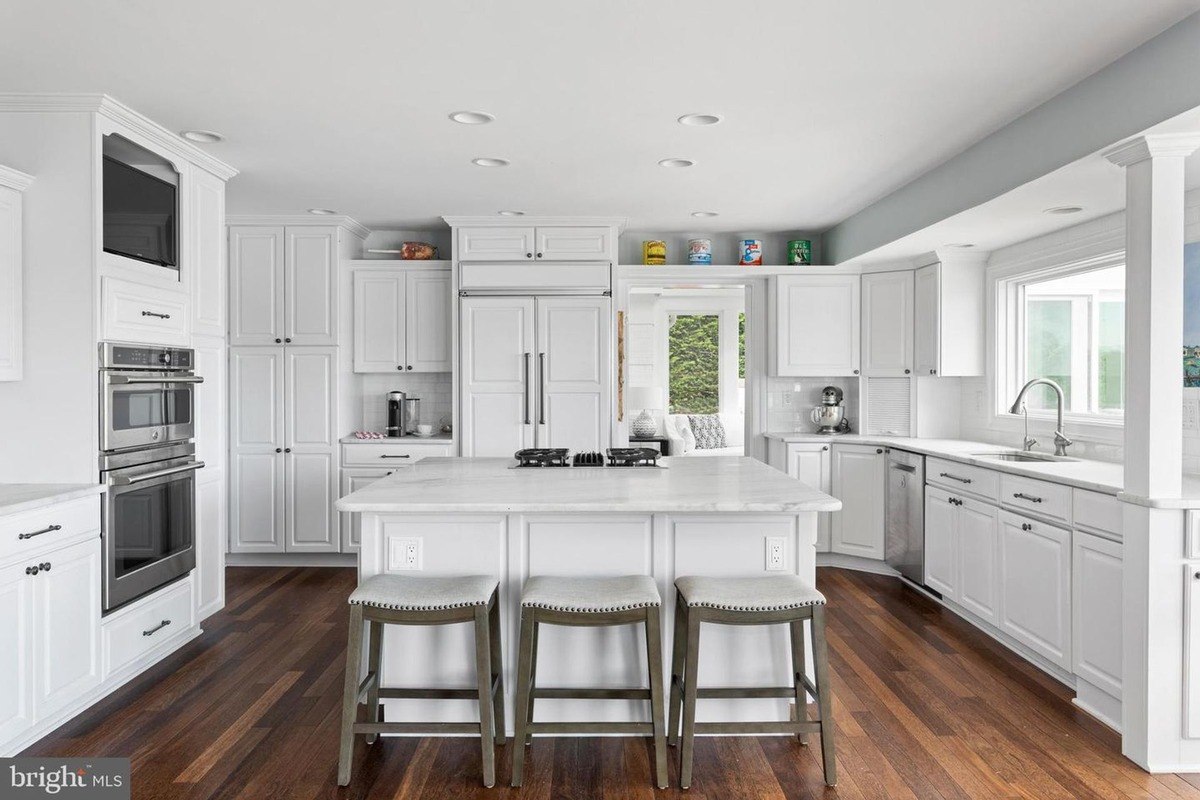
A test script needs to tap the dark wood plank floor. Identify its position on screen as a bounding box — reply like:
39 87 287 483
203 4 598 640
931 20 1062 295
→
23 566 1200 799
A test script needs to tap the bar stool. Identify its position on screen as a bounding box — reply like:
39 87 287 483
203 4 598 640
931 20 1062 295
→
337 574 505 787
511 575 668 789
668 574 835 789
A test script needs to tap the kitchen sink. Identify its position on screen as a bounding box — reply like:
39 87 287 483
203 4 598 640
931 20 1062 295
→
971 451 1080 463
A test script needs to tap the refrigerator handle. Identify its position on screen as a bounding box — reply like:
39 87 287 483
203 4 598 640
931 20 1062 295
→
523 352 531 425
538 352 546 425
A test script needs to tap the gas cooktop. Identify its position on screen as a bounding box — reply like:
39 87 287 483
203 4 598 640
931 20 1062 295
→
511 447 665 468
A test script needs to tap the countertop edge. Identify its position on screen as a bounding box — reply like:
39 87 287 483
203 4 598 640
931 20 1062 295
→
336 500 843 514
0 484 106 516
340 434 455 445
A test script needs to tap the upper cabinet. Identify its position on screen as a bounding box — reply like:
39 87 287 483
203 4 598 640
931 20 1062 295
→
352 266 452 373
0 166 32 382
770 274 860 376
457 225 612 262
189 167 226 339
229 226 339 346
861 270 914 377
913 257 985 377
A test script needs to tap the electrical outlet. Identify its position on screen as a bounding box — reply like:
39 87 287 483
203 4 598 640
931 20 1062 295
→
1186 401 1200 432
782 392 793 406
389 537 423 570
765 536 787 571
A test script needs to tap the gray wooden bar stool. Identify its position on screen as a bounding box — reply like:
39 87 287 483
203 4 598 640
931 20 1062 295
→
337 574 505 788
668 574 835 789
511 575 668 789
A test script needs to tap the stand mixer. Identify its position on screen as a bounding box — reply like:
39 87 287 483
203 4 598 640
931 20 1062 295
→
810 386 851 435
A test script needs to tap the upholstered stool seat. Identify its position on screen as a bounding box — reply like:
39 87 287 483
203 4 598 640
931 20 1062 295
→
338 574 505 788
674 574 826 612
512 575 668 789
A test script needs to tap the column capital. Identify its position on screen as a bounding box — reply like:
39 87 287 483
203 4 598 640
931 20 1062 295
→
1104 133 1200 167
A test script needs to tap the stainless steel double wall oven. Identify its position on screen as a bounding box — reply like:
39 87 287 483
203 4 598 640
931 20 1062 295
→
99 342 204 612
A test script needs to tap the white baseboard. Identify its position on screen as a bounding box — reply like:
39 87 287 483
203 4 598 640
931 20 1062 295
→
1073 679 1122 732
226 552 356 567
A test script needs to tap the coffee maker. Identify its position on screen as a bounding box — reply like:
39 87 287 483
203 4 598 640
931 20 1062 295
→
810 386 851 435
387 391 408 437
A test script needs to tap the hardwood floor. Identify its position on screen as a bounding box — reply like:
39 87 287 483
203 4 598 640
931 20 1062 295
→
23 566 1200 799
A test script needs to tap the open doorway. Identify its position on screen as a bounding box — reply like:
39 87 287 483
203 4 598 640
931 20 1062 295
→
625 286 748 457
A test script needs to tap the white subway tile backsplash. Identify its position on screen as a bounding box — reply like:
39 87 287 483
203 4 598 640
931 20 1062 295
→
357 372 453 433
765 376 859 433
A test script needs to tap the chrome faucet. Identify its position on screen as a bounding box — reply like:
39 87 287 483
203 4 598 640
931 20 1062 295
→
1009 378 1072 456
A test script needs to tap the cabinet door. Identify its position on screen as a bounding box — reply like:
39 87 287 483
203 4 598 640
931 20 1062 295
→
286 347 337 450
194 474 225 621
861 270 914 376
229 348 285 553
923 487 958 599
32 538 101 720
787 444 832 552
773 275 860 376
0 185 23 381
535 226 612 261
830 445 885 558
460 297 536 456
340 470 391 553
353 271 405 373
405 271 452 371
285 228 338 345
285 451 338 552
193 338 227 475
914 263 940 376
229 227 285 345
536 296 611 452
998 511 1071 669
0 561 33 744
957 498 1000 624
190 168 226 338
458 226 535 261
1073 532 1122 698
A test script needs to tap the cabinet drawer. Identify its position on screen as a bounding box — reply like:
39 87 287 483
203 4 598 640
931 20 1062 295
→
0 495 101 565
1001 473 1071 523
1073 489 1123 540
101 277 190 346
342 443 452 466
102 577 193 678
926 458 999 501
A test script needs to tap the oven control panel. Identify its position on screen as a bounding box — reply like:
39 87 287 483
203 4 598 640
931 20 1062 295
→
102 343 193 370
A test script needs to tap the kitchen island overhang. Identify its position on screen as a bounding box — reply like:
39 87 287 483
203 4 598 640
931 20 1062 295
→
337 456 840 732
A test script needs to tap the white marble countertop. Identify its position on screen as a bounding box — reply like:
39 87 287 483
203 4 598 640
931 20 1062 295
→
0 483 105 516
337 456 841 514
340 434 454 444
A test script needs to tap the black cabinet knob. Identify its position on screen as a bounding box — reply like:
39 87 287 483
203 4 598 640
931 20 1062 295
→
40 562 50 571
876 448 883 454
284 448 292 453
853 369 860 375
406 365 413 371
285 338 292 343
275 448 282 453
275 338 282 344
526 252 533 258
397 365 403 370
536 252 543 258
904 369 911 374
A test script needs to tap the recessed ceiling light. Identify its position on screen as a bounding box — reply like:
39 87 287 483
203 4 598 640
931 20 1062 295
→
944 243 974 248
678 114 723 127
1044 206 1084 215
181 130 223 143
691 211 719 218
658 158 695 168
307 208 337 215
472 157 510 167
450 110 495 125
498 210 525 216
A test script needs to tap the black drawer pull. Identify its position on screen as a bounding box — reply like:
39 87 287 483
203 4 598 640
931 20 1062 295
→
18 524 61 540
939 472 972 484
25 565 39 576
141 310 171 319
143 619 172 637
39 562 50 571
380 454 411 459
1013 492 1043 503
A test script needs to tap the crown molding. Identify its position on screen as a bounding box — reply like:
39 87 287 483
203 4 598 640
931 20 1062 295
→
441 215 627 232
912 248 990 269
1104 133 1200 167
226 214 371 240
0 164 34 192
0 93 238 181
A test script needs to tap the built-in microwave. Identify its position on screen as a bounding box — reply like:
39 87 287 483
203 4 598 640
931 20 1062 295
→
99 342 201 452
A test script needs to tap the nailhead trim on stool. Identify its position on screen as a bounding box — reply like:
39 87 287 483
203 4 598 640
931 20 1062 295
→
674 574 826 612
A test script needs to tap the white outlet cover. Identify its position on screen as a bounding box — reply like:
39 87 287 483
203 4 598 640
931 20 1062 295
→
387 536 423 570
765 536 787 571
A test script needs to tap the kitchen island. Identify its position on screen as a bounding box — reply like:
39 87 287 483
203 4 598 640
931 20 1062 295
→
336 456 839 732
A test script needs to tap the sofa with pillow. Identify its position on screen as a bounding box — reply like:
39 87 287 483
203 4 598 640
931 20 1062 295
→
662 412 744 456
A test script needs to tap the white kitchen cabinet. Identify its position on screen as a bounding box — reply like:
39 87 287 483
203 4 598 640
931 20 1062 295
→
537 296 611 453
229 225 339 346
770 275 860 376
957 498 1000 625
189 167 226 339
340 469 392 554
194 475 225 621
100 276 190 346
0 167 32 382
913 258 984 377
457 226 536 261
535 227 612 261
1072 531 1123 699
923 487 959 598
285 451 337 552
830 444 885 558
460 296 536 456
31 538 101 720
998 510 1071 670
861 270 914 376
457 225 612 262
784 443 832 551
0 560 33 744
353 268 451 373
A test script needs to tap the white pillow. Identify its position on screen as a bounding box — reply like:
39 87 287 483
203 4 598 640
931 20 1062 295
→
680 425 696 454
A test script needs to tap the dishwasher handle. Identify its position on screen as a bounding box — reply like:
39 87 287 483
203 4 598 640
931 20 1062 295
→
891 463 917 474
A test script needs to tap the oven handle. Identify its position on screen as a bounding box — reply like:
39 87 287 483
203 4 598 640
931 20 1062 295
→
109 461 205 486
107 375 204 385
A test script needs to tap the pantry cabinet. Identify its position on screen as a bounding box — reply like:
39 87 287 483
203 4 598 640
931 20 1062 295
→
913 258 985 377
771 275 861 377
457 225 612 262
783 443 833 551
830 444 885 558
998 510 1071 670
353 267 452 373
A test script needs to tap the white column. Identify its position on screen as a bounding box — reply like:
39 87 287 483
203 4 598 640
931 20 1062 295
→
1105 133 1200 771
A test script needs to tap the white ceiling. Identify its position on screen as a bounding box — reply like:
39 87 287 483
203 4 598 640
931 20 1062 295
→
1 0 1198 234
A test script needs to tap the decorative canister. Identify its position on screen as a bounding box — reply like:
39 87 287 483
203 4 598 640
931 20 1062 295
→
787 239 812 266
642 240 666 265
739 239 763 266
687 238 712 265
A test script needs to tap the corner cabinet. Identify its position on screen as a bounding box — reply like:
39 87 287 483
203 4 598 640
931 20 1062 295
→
230 226 339 346
457 225 612 262
770 275 860 376
861 270 914 376
0 166 33 382
352 266 452 373
830 444 885 558
913 257 985 377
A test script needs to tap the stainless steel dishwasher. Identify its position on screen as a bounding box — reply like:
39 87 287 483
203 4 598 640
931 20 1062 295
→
884 448 926 587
